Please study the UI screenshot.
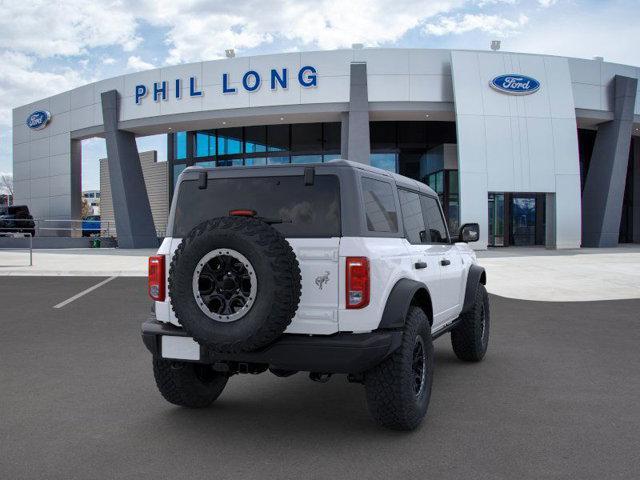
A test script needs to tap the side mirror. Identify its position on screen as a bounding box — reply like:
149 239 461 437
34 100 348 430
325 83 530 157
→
458 223 480 243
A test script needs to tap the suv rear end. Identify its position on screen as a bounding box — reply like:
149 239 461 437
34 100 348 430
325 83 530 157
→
141 160 489 430
144 161 401 373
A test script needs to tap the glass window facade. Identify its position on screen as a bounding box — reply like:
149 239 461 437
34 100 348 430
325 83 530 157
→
195 131 215 157
369 121 459 233
169 121 460 235
169 123 342 195
174 131 187 160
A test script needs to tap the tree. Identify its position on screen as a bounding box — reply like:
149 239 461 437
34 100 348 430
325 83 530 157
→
0 173 13 194
0 173 13 206
81 198 92 218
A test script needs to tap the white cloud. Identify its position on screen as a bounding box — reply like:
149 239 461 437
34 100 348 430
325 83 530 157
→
126 55 156 72
538 0 557 7
135 0 466 64
424 13 529 36
0 0 141 57
0 51 89 172
0 51 86 125
102 57 116 65
507 9 640 66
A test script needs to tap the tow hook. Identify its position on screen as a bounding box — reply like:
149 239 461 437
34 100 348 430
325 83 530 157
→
309 372 332 383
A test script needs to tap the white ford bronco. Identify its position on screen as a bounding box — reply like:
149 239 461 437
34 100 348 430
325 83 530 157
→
142 160 489 430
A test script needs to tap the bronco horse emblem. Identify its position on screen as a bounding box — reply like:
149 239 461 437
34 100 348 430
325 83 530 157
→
315 271 330 290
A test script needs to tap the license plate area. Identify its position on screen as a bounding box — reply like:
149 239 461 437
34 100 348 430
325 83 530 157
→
161 336 200 361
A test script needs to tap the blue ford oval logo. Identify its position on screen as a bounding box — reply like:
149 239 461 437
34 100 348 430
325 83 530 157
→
490 74 540 95
26 110 51 130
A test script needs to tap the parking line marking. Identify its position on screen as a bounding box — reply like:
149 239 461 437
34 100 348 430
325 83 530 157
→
53 276 118 309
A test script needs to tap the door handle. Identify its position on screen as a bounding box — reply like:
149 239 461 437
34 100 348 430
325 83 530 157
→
414 262 427 270
440 259 451 266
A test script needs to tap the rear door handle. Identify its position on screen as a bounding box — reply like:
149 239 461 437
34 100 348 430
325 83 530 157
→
440 259 451 266
414 262 427 270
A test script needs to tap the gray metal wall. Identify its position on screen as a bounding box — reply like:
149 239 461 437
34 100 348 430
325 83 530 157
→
99 151 169 238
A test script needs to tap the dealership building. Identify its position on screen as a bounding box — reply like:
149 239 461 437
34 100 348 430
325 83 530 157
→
11 48 640 248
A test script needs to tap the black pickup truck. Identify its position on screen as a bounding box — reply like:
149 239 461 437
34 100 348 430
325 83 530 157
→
0 205 36 237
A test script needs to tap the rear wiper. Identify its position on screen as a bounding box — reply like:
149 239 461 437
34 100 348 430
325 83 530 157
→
257 217 292 225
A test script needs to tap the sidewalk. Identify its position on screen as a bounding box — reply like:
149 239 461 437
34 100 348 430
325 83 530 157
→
0 248 154 276
1 246 639 302
477 245 640 301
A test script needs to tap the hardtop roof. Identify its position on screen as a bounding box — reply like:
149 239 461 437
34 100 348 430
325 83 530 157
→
183 159 438 197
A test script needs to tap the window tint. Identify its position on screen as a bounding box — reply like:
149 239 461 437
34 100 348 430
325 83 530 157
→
245 126 267 153
323 123 341 151
175 131 187 160
291 123 322 152
370 153 397 173
267 124 289 152
420 195 449 243
174 175 340 238
195 131 216 157
361 178 398 233
398 190 426 244
217 128 242 155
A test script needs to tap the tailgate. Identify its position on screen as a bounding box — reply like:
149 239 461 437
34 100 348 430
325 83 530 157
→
285 237 341 335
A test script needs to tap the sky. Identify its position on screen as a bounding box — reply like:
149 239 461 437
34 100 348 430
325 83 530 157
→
0 0 639 191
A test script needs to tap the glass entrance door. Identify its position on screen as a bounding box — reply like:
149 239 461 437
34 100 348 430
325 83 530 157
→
488 193 505 246
510 195 537 246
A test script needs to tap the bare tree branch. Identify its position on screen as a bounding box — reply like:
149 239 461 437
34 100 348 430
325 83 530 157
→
0 174 14 206
0 174 13 196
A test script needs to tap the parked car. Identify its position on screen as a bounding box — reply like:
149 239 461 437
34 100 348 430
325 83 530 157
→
0 205 35 237
82 215 101 237
142 160 488 430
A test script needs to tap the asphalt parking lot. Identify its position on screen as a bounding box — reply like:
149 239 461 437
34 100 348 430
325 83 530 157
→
1 277 639 479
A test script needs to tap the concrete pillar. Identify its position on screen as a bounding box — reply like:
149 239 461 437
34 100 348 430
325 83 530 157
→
347 63 370 164
582 75 638 247
340 111 349 159
101 90 158 249
633 139 640 243
69 139 82 237
545 193 556 249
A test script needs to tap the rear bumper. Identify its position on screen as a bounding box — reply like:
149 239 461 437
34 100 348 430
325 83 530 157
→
141 317 402 374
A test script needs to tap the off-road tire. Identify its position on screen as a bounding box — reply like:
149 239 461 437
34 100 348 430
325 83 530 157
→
153 359 228 408
169 217 301 353
364 307 433 431
451 283 490 362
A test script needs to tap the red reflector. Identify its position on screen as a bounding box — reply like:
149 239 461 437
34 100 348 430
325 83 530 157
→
229 209 256 217
148 255 165 301
346 257 369 309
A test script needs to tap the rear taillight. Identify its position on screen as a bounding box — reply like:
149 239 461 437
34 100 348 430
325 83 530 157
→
148 255 165 301
346 257 369 309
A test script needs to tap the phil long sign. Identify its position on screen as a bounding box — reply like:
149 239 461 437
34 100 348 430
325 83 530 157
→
490 74 540 95
135 66 318 105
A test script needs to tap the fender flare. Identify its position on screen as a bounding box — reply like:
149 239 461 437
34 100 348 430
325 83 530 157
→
377 278 432 330
461 264 487 314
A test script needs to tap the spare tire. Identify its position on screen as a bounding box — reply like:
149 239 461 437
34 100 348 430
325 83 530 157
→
169 216 301 353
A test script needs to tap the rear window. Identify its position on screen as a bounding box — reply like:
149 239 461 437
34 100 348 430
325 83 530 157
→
173 175 341 238
8 206 28 216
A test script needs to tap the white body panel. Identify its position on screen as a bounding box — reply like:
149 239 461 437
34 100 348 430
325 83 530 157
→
156 235 476 335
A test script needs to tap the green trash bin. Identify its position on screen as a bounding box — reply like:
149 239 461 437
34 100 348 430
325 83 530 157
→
91 238 101 248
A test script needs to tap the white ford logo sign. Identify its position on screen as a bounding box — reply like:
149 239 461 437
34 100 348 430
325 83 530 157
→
490 74 540 95
26 110 52 130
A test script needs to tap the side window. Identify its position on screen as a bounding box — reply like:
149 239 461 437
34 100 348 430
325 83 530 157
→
420 195 449 244
361 177 398 233
398 189 427 244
